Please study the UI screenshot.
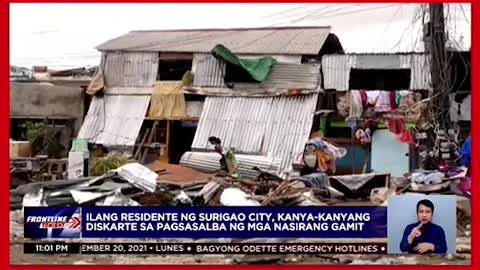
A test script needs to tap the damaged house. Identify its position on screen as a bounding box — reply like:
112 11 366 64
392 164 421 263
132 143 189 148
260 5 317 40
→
319 53 432 177
319 51 470 177
77 26 344 178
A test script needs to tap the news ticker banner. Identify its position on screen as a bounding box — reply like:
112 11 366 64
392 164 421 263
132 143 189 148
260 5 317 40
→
24 242 388 255
24 206 387 239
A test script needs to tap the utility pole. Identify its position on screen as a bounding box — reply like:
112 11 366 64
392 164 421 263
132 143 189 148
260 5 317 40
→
427 3 454 163
428 3 450 129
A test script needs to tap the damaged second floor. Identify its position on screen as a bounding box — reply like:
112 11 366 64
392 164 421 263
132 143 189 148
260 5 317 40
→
95 26 345 96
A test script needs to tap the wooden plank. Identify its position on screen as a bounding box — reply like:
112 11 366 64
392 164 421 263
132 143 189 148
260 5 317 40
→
261 180 290 206
397 183 412 194
142 121 158 163
134 128 150 160
105 87 153 95
163 120 171 163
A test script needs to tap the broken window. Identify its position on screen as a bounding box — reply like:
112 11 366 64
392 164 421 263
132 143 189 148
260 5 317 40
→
349 69 411 90
224 63 258 84
157 54 193 81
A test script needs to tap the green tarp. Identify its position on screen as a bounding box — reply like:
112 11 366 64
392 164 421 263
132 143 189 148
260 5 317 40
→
211 44 277 82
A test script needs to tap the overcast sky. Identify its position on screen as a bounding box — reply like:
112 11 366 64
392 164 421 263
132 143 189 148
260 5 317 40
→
9 3 471 70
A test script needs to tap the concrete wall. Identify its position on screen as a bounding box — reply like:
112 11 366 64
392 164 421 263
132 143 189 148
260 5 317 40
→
10 82 85 135
46 79 91 89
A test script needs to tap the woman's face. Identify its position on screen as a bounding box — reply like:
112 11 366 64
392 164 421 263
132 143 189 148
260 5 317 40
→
417 204 433 223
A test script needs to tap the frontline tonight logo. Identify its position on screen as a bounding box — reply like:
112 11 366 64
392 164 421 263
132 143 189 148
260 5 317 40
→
26 216 81 229
24 207 81 239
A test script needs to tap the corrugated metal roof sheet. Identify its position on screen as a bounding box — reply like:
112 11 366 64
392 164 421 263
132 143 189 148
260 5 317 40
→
77 93 150 146
193 55 321 90
193 55 226 87
180 152 281 179
322 54 354 91
322 53 432 91
261 63 321 90
103 52 158 88
97 27 331 55
191 94 318 176
399 54 431 90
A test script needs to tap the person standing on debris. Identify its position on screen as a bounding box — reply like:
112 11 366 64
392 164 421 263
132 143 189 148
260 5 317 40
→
208 136 239 178
399 199 447 254
208 137 228 172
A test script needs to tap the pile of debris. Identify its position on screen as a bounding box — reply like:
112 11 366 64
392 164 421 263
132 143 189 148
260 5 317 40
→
10 151 471 243
11 158 387 209
11 163 157 209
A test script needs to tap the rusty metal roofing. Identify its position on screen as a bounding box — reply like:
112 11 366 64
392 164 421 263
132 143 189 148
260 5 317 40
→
322 53 432 91
97 26 331 55
146 160 211 188
191 93 318 176
77 93 150 146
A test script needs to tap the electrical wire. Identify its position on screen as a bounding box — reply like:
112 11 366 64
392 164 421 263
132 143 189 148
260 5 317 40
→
375 5 403 52
281 4 364 24
282 4 398 26
265 4 362 26
388 4 425 52
444 3 470 98
21 4 408 67
127 5 352 50
459 4 471 24
122 5 378 53
259 4 314 20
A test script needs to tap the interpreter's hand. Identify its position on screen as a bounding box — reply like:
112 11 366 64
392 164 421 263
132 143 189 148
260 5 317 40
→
407 223 423 244
414 243 435 254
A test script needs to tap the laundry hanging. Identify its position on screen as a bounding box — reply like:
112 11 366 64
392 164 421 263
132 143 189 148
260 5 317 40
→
148 81 188 120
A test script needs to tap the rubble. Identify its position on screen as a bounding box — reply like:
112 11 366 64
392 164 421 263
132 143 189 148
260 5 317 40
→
456 237 471 253
10 163 157 210
220 188 261 206
10 130 471 213
349 255 418 265
192 181 222 205
147 161 211 188
408 166 469 193
136 192 174 206
9 134 472 266
234 255 284 265
116 163 158 192
370 187 396 205
11 157 471 212
10 210 24 242
174 191 193 206
98 192 141 206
